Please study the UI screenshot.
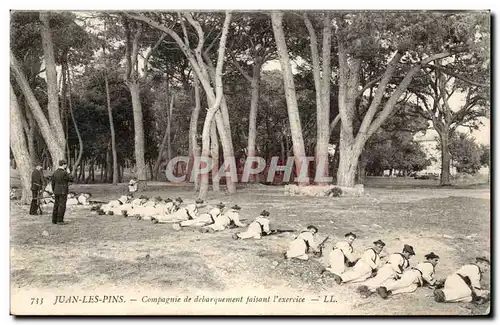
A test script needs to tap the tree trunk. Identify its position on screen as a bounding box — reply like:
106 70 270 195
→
106 141 113 182
127 81 147 189
197 12 232 199
104 70 119 185
153 89 174 180
10 52 65 170
188 76 201 189
10 85 32 204
167 94 173 163
39 12 66 152
246 63 261 183
304 13 332 184
440 130 452 186
65 65 84 180
271 12 308 185
211 122 220 192
336 125 361 187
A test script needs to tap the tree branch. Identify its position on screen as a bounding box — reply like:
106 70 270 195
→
232 60 252 82
142 33 166 81
427 64 490 88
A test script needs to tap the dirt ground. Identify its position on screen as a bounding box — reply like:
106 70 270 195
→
10 178 491 316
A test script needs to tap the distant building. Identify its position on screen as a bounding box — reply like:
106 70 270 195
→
413 130 457 176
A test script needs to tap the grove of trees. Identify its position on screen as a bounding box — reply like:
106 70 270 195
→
10 10 490 203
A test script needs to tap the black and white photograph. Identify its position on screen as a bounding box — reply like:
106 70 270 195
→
8 7 491 316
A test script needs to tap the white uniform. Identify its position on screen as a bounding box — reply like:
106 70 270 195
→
286 231 319 260
206 209 246 232
364 253 410 291
340 248 383 283
327 240 357 274
154 204 198 223
234 215 267 238
102 195 129 214
381 261 436 295
180 207 221 227
441 264 486 303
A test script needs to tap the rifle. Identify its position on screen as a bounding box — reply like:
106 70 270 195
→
314 236 330 257
264 229 296 236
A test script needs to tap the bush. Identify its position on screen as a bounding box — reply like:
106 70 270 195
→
328 187 343 197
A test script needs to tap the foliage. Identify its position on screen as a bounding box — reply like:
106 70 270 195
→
448 132 483 174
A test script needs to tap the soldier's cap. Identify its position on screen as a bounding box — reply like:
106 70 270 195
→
373 240 386 247
231 204 241 210
345 232 357 238
175 197 183 203
425 252 440 260
58 159 67 166
476 256 490 265
195 198 204 204
154 196 163 202
139 195 149 200
260 210 270 217
306 225 319 233
165 198 173 202
216 202 225 208
403 244 416 256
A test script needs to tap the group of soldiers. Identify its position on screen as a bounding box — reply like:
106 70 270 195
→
292 230 490 305
27 160 490 308
92 194 271 238
91 192 490 307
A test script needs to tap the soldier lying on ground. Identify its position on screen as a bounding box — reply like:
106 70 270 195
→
172 200 223 230
98 195 132 214
66 192 92 206
357 244 415 297
376 252 442 299
326 232 359 274
151 198 201 224
230 210 269 239
200 203 246 233
434 256 490 304
328 240 386 285
282 225 322 260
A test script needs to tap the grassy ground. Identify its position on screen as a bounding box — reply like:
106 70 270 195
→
10 178 490 315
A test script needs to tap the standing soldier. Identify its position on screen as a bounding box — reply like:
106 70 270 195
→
330 240 386 285
434 256 490 304
376 252 441 299
326 232 358 274
128 177 138 197
51 160 73 224
29 163 44 215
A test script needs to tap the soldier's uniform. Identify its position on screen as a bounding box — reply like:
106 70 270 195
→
285 226 320 260
205 204 246 232
360 245 415 294
175 201 222 229
376 252 439 298
51 160 74 224
153 201 198 224
101 195 131 214
128 178 138 197
327 232 358 274
435 258 489 303
232 210 268 239
29 164 44 215
334 240 386 284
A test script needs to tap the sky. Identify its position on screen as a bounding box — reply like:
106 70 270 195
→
263 59 490 145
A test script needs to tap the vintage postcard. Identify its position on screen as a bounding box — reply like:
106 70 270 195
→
9 8 491 316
